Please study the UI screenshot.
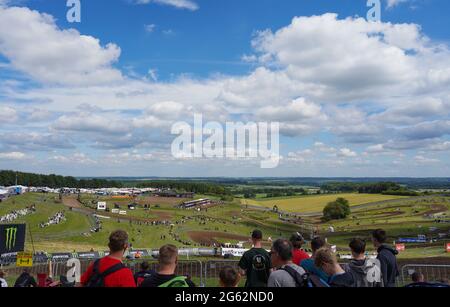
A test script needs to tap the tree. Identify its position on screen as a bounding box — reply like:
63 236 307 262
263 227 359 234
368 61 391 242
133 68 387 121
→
323 198 351 221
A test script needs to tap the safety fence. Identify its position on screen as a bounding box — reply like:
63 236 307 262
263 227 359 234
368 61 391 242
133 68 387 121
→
1 259 449 287
400 264 450 286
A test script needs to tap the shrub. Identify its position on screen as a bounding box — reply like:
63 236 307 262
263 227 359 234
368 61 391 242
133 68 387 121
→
323 198 351 221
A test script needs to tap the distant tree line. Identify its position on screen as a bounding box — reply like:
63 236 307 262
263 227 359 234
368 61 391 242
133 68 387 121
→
321 181 418 195
136 181 230 195
0 170 122 189
237 187 309 199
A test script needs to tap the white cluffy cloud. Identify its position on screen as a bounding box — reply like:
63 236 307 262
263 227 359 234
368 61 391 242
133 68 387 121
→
135 0 199 11
386 0 410 9
0 6 122 86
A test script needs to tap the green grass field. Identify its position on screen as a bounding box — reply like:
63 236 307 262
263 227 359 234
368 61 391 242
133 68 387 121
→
1 193 449 260
241 193 408 213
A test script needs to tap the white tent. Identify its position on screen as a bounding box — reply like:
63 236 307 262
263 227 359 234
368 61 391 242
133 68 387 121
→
0 189 9 201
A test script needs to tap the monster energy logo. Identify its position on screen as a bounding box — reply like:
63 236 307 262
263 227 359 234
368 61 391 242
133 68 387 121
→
5 227 17 250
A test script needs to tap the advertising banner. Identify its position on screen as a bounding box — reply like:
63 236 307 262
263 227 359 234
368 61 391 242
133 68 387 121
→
0 224 26 255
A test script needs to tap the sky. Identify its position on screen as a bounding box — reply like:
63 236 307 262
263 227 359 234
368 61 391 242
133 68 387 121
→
0 0 450 177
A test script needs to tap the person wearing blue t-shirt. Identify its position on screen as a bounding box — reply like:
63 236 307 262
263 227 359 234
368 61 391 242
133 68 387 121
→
300 236 329 282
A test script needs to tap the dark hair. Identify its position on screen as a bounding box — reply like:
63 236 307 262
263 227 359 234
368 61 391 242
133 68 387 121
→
372 229 387 244
108 230 129 252
140 261 150 271
0 270 4 278
272 238 293 261
159 244 178 266
411 272 424 283
251 229 263 240
219 266 240 287
349 238 366 254
311 236 326 252
290 232 304 249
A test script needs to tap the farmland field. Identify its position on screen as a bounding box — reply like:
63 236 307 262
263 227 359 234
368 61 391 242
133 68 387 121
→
241 193 408 213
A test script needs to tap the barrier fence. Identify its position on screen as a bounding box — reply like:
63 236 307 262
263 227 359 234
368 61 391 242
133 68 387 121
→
1 259 449 287
400 264 450 286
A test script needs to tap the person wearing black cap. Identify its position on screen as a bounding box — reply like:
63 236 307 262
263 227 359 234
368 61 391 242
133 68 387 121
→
238 229 272 287
290 232 310 266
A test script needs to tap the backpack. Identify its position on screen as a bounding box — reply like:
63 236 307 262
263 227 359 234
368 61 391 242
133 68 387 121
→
85 259 126 288
158 276 190 288
280 266 330 288
346 259 383 287
135 271 153 287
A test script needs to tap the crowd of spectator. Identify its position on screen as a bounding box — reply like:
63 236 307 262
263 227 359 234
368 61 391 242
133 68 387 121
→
71 228 450 288
2 228 448 288
39 211 66 228
0 205 36 223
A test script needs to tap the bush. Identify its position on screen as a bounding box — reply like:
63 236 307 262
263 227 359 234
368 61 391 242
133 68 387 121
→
323 197 351 221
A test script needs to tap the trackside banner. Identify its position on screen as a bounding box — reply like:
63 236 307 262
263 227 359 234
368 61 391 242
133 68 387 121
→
0 224 26 255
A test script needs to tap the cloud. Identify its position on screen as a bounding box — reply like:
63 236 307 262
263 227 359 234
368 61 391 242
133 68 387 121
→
135 0 198 11
52 112 133 135
0 151 26 160
337 148 358 158
1 8 450 175
0 106 18 124
0 6 122 86
144 24 157 33
386 0 410 9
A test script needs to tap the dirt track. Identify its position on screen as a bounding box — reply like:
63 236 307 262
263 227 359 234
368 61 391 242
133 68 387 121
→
188 231 250 246
62 196 174 223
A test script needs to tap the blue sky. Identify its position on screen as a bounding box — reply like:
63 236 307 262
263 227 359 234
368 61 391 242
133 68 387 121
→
0 0 450 177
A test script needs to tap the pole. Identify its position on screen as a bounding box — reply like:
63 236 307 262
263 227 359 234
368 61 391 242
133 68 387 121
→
27 223 35 254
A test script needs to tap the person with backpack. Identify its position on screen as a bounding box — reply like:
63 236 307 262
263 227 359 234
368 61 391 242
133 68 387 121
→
80 230 136 287
238 230 272 287
140 244 195 287
267 239 306 287
134 261 154 287
14 268 37 287
372 229 399 287
346 238 383 287
314 248 355 287
300 236 329 282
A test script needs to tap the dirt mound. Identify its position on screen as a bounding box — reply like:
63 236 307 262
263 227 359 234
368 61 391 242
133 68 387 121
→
62 197 82 208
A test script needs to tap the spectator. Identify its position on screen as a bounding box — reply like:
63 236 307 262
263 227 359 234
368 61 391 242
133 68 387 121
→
411 272 425 283
346 238 383 287
290 232 310 266
219 266 241 287
268 239 306 287
238 230 272 287
14 268 37 287
0 270 7 288
300 236 329 282
372 229 399 287
140 245 195 287
314 248 354 287
80 230 136 287
134 261 155 287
